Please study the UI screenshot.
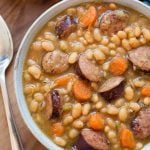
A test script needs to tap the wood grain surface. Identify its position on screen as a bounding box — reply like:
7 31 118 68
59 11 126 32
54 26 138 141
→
0 0 60 149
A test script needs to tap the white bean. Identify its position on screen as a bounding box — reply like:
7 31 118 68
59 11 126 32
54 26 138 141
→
29 100 38 113
129 37 140 48
34 92 44 102
119 107 128 122
143 97 150 105
70 41 85 52
115 98 125 107
44 32 57 41
67 81 74 93
28 65 41 79
68 129 79 139
72 120 84 129
104 126 111 133
108 43 116 49
139 35 147 45
95 101 103 110
98 45 109 55
86 49 93 60
136 142 143 150
72 103 82 119
91 93 99 103
24 84 36 95
42 40 54 51
101 36 109 45
111 35 120 46
102 62 110 71
134 26 141 37
63 116 73 125
129 102 140 112
117 31 127 39
93 28 102 42
124 86 134 101
107 105 119 115
84 31 94 43
107 130 116 140
32 41 42 51
67 8 77 15
106 118 116 129
68 52 78 64
93 49 106 61
133 78 145 87
59 40 69 51
82 103 91 115
109 3 117 10
110 50 116 56
122 39 131 51
142 28 150 41
24 72 32 82
54 137 66 147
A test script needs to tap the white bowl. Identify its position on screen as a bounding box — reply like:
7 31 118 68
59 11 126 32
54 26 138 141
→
14 0 150 149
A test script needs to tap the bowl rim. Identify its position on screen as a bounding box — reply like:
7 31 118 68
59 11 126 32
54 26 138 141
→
14 0 150 150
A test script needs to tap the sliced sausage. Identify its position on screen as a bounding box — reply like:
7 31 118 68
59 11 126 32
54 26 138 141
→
45 90 62 119
72 129 110 150
42 50 69 74
131 107 150 139
128 46 150 72
98 76 125 101
76 52 100 82
55 15 77 39
99 10 129 35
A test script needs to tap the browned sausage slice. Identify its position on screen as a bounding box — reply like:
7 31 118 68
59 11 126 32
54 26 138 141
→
76 52 100 82
45 90 62 119
128 46 150 72
98 76 125 101
42 50 69 74
72 129 110 150
131 107 150 139
100 10 129 35
55 15 77 39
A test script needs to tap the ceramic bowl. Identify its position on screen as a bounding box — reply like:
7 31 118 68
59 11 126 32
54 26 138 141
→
14 0 150 149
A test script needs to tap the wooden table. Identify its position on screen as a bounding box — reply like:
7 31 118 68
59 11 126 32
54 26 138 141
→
0 0 59 149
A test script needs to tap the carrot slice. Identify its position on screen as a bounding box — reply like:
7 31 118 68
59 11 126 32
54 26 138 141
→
109 56 128 75
54 73 75 87
141 85 150 97
88 113 104 130
80 6 97 28
73 79 92 101
51 122 64 136
120 128 135 149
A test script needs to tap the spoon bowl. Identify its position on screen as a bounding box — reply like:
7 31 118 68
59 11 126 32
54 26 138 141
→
0 16 13 70
0 16 23 150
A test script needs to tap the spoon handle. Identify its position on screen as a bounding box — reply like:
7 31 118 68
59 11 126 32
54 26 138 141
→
0 71 23 150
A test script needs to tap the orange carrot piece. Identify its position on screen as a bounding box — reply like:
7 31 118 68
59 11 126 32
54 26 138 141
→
54 73 75 87
109 56 128 75
52 122 64 136
120 128 135 149
141 85 150 97
80 6 97 28
73 79 92 101
88 113 104 130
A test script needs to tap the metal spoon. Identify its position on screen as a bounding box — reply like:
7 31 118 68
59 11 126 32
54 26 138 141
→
0 16 23 150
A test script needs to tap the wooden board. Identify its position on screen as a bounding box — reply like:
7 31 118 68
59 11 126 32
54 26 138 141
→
0 0 60 149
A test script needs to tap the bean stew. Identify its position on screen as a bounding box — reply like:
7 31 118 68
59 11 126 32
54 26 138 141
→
23 2 150 150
